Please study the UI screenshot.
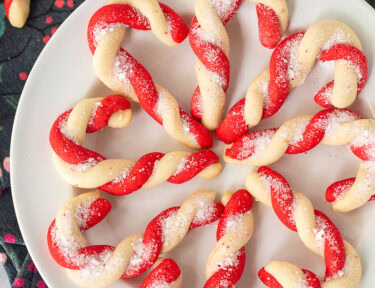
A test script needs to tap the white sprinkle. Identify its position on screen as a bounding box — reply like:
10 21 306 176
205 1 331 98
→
161 211 189 249
224 211 251 234
52 196 99 267
92 23 124 47
173 158 188 176
317 110 358 138
88 102 103 126
181 113 198 147
111 169 130 184
289 119 310 146
59 116 80 144
321 30 351 52
68 158 98 172
239 130 275 160
192 200 216 225
260 172 296 223
114 50 136 85
148 281 171 288
214 250 240 273
125 238 154 275
287 36 303 82
211 0 237 22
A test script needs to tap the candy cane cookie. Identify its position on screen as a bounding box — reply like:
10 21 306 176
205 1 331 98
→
225 108 375 212
204 189 254 287
141 258 182 288
189 0 288 130
50 95 222 196
217 20 368 144
47 190 224 287
87 0 213 149
246 166 362 287
4 0 29 28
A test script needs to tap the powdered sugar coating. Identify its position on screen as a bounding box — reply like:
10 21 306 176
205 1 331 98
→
211 0 237 22
68 158 98 172
213 250 240 273
59 116 80 144
321 30 353 52
92 23 125 47
351 128 375 159
111 169 130 184
147 281 171 288
239 130 276 160
52 196 100 267
320 110 359 138
286 35 303 83
223 211 251 234
125 239 154 275
288 118 310 146
114 51 136 85
88 102 103 126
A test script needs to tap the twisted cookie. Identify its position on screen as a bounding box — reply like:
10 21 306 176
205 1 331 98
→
4 0 29 28
88 0 213 149
50 95 222 195
225 108 375 212
204 189 254 287
217 20 367 144
246 166 362 287
189 0 288 130
141 258 182 288
47 190 224 287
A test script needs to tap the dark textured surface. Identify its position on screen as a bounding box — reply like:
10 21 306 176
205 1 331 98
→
0 0 84 286
0 0 374 287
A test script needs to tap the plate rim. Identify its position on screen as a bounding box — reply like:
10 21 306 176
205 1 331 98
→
9 0 375 287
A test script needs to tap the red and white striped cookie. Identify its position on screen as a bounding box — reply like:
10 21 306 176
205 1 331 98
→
246 166 362 287
4 0 29 28
47 190 224 287
225 108 375 212
50 95 222 196
189 0 288 130
204 189 254 287
217 20 367 144
87 0 213 149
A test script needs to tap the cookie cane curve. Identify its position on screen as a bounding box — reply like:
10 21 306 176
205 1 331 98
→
189 0 288 130
204 189 254 288
50 95 222 195
259 262 321 288
47 190 224 287
87 0 213 149
217 20 367 144
140 258 182 288
225 108 375 212
4 0 29 28
246 166 362 287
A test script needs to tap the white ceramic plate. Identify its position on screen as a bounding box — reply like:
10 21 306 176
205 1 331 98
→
10 0 375 287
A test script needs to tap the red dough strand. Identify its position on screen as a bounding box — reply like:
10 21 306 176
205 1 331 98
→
256 3 282 49
225 108 362 160
217 32 368 144
259 267 321 288
49 95 220 195
47 198 113 270
189 0 285 127
87 3 213 148
140 258 181 288
189 0 239 121
326 178 375 202
257 166 346 280
4 0 12 18
204 189 253 288
47 196 224 278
